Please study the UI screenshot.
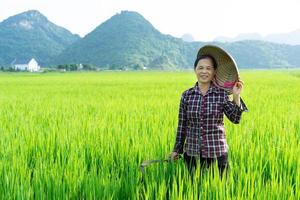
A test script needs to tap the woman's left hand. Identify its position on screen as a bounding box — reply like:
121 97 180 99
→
232 79 244 95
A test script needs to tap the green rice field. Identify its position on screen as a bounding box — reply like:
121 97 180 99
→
0 70 299 199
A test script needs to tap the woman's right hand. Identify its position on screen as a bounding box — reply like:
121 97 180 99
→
169 151 179 161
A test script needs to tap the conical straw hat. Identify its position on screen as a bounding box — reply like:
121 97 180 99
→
197 45 239 94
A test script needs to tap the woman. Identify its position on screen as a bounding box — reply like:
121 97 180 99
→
169 45 247 177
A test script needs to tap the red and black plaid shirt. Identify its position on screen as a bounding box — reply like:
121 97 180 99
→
173 82 248 158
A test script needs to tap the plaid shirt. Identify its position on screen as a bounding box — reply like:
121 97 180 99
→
173 82 248 158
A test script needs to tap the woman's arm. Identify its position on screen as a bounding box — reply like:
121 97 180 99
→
224 80 248 124
224 96 247 124
173 93 188 154
233 80 243 106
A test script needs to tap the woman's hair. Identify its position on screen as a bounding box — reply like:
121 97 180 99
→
194 54 218 70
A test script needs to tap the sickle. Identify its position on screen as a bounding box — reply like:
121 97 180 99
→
140 159 171 175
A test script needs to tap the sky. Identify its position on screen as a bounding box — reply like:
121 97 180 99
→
1 0 300 41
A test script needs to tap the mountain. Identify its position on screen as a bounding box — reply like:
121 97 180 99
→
214 30 300 45
0 10 80 66
1 10 300 69
181 33 195 42
55 11 300 69
266 29 300 45
53 11 198 69
208 41 300 68
214 33 263 43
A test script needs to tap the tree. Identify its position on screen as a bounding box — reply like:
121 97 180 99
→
133 63 143 70
69 64 78 71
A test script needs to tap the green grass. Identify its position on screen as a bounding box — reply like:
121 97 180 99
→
0 70 299 199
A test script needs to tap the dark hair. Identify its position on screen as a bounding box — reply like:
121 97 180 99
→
194 54 217 70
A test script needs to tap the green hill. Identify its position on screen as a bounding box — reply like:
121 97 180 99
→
1 10 300 69
0 10 80 66
201 41 300 68
54 11 200 69
54 11 300 69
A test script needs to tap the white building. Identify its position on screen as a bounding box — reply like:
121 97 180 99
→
14 58 40 72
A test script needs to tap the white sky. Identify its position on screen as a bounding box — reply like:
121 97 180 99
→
1 0 300 41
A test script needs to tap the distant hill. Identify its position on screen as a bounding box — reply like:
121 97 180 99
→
181 33 195 42
266 29 300 45
214 30 300 45
1 10 300 68
0 10 80 66
207 41 300 68
214 33 263 43
53 11 196 69
54 11 300 69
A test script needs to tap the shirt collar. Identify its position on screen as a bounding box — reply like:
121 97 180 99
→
192 81 219 95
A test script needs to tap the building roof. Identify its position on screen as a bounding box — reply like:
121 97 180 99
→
11 58 38 65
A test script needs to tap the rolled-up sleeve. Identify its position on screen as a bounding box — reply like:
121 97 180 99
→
173 93 187 154
224 95 248 124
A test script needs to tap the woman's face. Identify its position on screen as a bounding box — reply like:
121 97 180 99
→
194 58 216 84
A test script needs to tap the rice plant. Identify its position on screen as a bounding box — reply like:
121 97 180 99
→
0 70 299 199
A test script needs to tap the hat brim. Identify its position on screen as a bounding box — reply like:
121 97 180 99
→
197 45 239 94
